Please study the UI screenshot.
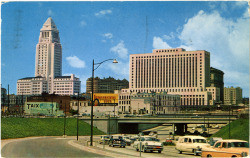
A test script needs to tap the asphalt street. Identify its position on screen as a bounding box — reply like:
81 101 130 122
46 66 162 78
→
1 137 105 157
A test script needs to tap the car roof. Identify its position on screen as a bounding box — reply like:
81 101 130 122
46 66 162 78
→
180 136 206 139
217 139 248 143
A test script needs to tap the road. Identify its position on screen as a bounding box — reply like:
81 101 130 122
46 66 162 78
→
2 136 201 157
81 136 200 157
1 137 105 157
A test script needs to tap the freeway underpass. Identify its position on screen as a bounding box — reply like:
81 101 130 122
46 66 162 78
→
81 114 238 135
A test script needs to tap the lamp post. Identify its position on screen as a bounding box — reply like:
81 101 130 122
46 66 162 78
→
90 59 118 146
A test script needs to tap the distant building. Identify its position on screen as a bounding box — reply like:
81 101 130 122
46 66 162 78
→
210 67 224 103
86 77 129 94
224 86 242 105
1 88 7 106
129 48 213 106
1 93 27 114
71 92 119 116
17 17 81 96
118 89 181 114
242 97 249 106
26 93 72 115
1 87 7 112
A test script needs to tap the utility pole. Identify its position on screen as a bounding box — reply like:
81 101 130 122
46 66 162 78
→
77 92 79 141
64 102 66 138
7 84 10 114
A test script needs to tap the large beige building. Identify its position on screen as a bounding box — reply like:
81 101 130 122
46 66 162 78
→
17 17 81 95
224 86 242 105
129 48 215 106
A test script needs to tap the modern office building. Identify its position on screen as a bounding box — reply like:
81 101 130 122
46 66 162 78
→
86 77 129 94
210 67 224 103
224 86 242 105
17 17 81 95
129 48 213 106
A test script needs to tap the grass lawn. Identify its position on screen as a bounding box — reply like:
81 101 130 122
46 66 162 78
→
1 117 105 139
211 118 249 141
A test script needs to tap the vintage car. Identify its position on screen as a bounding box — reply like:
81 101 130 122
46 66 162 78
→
99 135 111 144
175 135 210 156
133 136 163 153
201 139 249 157
108 138 126 148
122 136 132 146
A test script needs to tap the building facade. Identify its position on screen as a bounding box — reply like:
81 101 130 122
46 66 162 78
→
86 77 129 94
26 93 71 114
17 17 81 96
118 89 181 114
210 67 224 103
224 86 243 105
129 48 213 106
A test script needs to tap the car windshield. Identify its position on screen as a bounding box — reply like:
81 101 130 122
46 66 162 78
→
193 139 207 143
230 142 249 148
145 137 160 142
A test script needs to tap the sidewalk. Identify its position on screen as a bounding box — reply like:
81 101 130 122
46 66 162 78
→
70 138 141 157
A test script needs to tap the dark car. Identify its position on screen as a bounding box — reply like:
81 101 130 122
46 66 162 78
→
109 138 126 148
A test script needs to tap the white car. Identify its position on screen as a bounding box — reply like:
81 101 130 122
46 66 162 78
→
175 135 210 155
133 136 163 153
122 136 132 146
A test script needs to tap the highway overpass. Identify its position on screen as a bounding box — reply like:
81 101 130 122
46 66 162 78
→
81 114 238 135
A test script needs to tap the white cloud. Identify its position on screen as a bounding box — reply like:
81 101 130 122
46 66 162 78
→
153 37 171 49
95 9 112 17
48 9 53 16
176 9 249 96
162 32 175 40
103 33 113 39
234 1 248 8
66 56 86 68
107 61 129 80
110 41 128 59
80 20 87 27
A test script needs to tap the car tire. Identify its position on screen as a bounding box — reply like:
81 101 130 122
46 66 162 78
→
178 150 182 154
207 154 212 158
158 150 162 153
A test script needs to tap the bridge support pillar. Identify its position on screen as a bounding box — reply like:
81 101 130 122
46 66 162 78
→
174 123 188 135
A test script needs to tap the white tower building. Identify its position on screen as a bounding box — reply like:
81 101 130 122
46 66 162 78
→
17 17 81 95
35 17 62 79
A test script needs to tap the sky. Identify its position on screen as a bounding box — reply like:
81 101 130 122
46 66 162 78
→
1 1 249 97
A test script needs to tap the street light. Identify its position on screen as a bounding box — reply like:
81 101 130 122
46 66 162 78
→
90 59 118 146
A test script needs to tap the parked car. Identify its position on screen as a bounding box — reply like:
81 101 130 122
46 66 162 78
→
99 135 111 144
109 138 126 148
129 136 138 143
209 137 223 146
133 136 163 153
122 136 132 146
149 131 158 138
175 135 210 156
201 139 249 158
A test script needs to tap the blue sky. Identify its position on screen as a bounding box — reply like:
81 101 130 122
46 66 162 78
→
1 1 249 97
